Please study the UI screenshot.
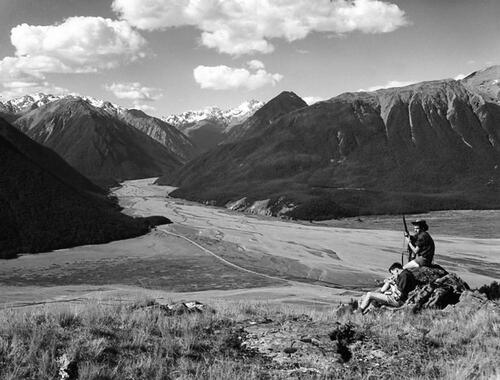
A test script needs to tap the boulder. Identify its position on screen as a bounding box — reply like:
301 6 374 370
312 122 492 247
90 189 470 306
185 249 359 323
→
405 267 470 312
409 265 448 284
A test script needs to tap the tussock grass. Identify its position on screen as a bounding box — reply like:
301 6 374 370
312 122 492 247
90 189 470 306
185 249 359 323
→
0 297 498 379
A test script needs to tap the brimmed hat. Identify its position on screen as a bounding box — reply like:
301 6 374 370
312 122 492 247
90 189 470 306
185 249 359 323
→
411 219 429 231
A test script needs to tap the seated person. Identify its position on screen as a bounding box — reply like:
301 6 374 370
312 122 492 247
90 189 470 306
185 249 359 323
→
403 219 435 269
359 262 417 313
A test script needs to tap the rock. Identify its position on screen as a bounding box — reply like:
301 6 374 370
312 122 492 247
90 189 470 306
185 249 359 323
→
161 301 209 315
283 346 298 354
238 318 360 373
130 300 210 315
405 268 470 312
409 265 448 284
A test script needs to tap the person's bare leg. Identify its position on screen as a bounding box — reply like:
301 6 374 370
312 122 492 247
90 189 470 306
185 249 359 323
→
360 292 394 312
359 292 372 311
403 260 419 270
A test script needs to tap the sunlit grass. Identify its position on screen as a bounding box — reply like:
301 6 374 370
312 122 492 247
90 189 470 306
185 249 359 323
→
0 295 498 379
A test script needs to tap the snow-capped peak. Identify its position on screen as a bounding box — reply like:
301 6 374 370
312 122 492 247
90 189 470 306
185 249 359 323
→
1 93 63 113
0 92 126 115
163 100 264 129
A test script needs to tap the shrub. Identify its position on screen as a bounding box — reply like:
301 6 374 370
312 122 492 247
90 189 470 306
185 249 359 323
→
478 281 500 300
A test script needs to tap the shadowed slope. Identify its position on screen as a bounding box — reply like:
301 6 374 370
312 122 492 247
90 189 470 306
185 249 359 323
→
225 91 308 142
114 108 198 162
0 118 104 196
0 118 156 258
14 97 182 187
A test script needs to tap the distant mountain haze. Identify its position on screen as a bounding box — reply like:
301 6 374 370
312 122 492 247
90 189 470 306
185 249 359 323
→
0 117 164 258
159 67 500 219
12 96 185 187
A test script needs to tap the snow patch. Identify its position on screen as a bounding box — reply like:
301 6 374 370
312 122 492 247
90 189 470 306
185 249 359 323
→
164 100 264 132
1 92 126 115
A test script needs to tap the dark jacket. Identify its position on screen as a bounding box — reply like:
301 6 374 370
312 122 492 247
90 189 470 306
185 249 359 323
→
409 231 435 266
396 269 417 302
415 231 435 265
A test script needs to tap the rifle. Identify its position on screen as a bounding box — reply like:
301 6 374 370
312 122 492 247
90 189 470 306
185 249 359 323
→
402 214 415 264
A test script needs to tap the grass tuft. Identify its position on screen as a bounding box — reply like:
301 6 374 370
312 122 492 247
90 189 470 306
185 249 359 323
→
0 296 498 379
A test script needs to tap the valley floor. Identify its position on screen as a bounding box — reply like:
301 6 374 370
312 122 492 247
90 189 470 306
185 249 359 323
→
1 178 499 309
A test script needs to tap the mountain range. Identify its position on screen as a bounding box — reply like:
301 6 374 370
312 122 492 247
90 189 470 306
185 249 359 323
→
159 66 500 219
3 94 196 187
0 117 168 258
163 100 263 151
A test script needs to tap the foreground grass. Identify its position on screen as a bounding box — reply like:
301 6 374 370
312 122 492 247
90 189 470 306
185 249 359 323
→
0 297 498 379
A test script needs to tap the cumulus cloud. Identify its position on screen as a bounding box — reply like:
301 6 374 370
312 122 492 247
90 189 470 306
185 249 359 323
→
0 55 71 99
105 82 163 102
193 61 283 90
0 55 72 82
0 79 67 100
303 96 326 105
247 60 266 71
0 16 148 100
359 80 417 92
113 0 408 55
132 103 156 113
10 17 147 73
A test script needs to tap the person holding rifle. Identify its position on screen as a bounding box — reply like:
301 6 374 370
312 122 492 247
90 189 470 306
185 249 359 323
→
403 219 435 269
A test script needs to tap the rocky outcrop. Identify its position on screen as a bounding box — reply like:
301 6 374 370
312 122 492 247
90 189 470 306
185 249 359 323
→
409 265 449 284
129 300 211 315
405 269 470 312
237 316 360 376
359 266 475 313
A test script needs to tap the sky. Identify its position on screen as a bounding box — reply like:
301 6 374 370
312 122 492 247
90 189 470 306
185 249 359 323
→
0 0 499 116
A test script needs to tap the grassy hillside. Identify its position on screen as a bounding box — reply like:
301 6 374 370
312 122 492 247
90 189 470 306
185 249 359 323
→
0 292 497 379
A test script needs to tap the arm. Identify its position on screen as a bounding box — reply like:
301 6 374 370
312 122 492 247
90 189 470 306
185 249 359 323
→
380 274 397 292
405 235 420 255
380 281 391 292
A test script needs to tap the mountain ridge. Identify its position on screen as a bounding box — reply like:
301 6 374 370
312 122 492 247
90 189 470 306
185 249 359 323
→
14 97 184 187
164 100 264 151
1 93 198 163
225 91 308 142
159 67 500 219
